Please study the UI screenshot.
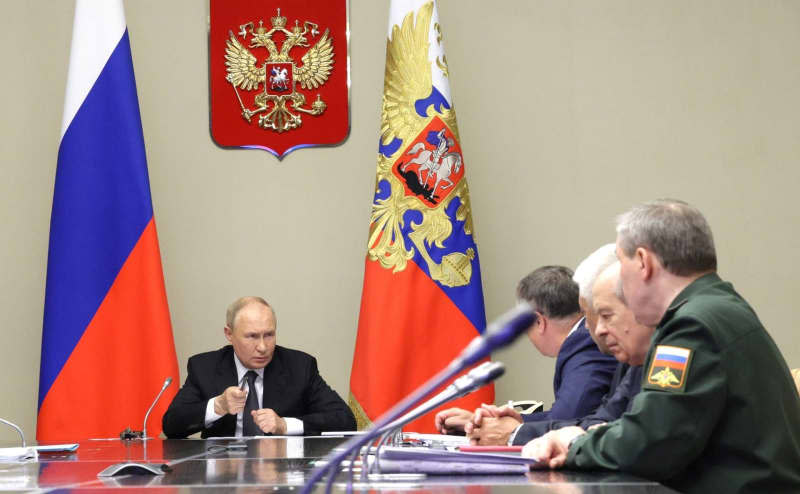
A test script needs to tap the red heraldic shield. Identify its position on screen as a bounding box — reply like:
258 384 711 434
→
210 0 350 159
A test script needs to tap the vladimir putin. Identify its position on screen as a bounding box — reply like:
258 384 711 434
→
163 296 355 438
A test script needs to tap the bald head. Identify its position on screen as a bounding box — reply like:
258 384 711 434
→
226 296 275 330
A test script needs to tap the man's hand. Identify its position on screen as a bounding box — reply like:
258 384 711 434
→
252 408 287 435
464 404 521 436
479 403 523 422
466 416 521 445
434 407 473 434
214 386 248 415
521 426 585 469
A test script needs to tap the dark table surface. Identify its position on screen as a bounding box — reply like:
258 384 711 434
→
0 437 678 493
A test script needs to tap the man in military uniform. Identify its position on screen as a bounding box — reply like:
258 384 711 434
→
522 199 800 493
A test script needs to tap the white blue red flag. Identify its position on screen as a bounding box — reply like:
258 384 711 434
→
38 0 179 441
349 0 492 433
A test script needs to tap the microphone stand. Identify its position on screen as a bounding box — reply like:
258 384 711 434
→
143 377 173 440
301 303 535 494
318 360 464 494
0 418 36 462
368 362 505 476
98 377 174 477
0 418 26 447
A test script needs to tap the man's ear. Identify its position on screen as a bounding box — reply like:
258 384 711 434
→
224 326 233 343
536 314 548 334
637 247 656 282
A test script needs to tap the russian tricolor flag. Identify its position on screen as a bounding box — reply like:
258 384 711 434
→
652 346 690 370
37 0 178 441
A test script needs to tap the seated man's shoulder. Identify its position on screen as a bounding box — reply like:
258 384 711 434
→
274 345 318 368
672 288 762 348
188 346 234 367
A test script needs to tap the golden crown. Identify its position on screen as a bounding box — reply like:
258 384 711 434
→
271 8 287 29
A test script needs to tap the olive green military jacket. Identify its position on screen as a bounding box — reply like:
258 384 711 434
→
565 273 800 493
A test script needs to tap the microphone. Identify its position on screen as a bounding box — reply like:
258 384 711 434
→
0 418 79 458
380 361 506 433
120 377 173 441
455 302 537 367
0 418 26 447
102 377 174 477
301 303 535 494
368 362 505 475
143 377 173 441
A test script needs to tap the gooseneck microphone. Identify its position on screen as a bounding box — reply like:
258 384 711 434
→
300 303 536 494
142 377 173 441
100 377 175 477
367 361 506 475
0 418 26 447
380 361 506 434
454 303 537 367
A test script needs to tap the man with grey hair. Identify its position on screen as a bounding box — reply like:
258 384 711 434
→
163 296 355 438
468 259 652 446
504 261 652 446
572 243 618 353
523 200 800 493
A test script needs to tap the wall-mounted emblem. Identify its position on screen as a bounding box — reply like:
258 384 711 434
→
210 1 349 159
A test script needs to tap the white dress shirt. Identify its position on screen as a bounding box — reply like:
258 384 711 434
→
204 353 304 436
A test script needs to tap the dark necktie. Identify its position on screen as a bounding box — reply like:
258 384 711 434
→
242 370 260 436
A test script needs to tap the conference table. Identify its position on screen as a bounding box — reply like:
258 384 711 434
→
0 436 678 493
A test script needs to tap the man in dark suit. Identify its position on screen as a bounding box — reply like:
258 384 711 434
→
509 261 652 445
162 296 355 438
435 266 617 440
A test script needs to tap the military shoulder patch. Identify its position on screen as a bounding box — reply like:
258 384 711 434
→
644 345 693 392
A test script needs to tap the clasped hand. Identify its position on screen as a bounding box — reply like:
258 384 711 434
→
435 404 524 445
465 404 523 445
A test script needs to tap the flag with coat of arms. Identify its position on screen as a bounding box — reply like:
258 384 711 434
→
349 0 492 433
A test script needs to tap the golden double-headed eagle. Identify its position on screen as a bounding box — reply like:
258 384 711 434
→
367 2 478 288
650 368 681 388
224 9 334 132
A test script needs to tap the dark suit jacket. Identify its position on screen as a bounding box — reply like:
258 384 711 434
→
522 319 618 422
512 363 643 445
162 345 356 438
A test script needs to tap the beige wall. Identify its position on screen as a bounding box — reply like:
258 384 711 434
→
2 0 799 441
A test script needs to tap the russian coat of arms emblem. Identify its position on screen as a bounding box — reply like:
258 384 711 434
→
209 1 349 159
367 2 478 288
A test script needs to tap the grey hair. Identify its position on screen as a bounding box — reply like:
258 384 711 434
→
516 266 581 319
616 199 716 276
573 244 618 306
595 260 624 302
610 261 626 303
226 296 275 329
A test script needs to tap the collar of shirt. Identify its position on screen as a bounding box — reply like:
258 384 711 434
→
657 272 721 329
233 353 265 385
567 316 584 337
